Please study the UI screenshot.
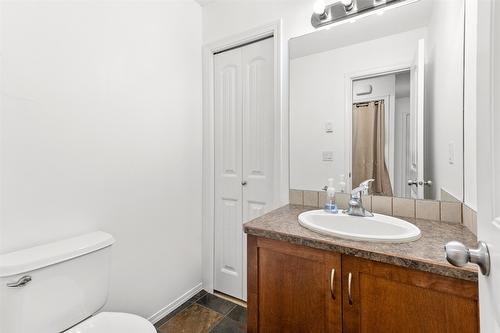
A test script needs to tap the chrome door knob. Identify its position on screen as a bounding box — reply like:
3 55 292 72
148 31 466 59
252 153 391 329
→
418 180 433 187
445 241 490 276
407 180 418 186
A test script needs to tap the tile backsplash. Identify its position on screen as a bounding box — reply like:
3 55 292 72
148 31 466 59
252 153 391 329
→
289 189 478 236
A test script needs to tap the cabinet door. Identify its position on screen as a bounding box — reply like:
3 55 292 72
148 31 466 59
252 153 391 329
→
247 236 341 333
342 255 479 333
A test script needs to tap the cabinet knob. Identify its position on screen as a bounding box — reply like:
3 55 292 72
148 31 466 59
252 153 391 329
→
241 180 247 186
445 241 490 276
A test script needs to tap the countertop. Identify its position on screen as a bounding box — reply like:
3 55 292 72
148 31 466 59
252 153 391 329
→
243 205 479 281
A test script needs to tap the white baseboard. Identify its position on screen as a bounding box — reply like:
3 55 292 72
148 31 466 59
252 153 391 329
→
147 282 203 324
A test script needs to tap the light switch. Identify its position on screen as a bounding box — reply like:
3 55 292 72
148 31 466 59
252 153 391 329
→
324 122 333 133
448 142 455 164
322 151 334 161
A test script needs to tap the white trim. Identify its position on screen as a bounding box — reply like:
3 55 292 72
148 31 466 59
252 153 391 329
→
202 20 286 294
147 283 203 324
344 63 412 191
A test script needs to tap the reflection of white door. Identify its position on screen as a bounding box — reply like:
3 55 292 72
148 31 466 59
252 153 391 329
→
408 39 425 199
399 111 411 197
214 37 274 300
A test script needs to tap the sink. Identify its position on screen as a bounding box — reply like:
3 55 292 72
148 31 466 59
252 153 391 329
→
298 210 421 243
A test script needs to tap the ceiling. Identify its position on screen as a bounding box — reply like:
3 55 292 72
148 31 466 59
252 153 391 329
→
194 0 216 6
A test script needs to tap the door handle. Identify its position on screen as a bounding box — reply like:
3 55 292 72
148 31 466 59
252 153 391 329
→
445 241 490 276
347 272 353 305
7 275 32 288
407 180 418 187
330 268 336 300
418 180 433 187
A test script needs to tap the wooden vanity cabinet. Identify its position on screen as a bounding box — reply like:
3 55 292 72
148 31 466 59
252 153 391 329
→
247 235 342 333
248 236 479 333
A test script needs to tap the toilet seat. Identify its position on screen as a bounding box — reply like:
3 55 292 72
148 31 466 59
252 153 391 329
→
64 312 156 333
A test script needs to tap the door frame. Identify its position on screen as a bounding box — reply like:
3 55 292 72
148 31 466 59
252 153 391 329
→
202 20 286 293
344 63 412 193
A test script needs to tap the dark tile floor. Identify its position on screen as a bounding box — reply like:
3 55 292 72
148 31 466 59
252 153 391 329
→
155 290 247 333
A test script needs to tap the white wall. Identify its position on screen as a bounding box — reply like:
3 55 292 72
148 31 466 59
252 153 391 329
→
0 0 202 320
352 75 396 103
289 29 425 191
394 96 411 197
424 0 464 201
202 0 314 45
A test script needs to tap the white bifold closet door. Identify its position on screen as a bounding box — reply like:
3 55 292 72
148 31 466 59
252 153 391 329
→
214 37 274 300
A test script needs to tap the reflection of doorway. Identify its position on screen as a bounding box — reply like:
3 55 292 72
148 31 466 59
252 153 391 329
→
346 40 425 199
349 69 413 197
394 71 412 198
352 99 393 196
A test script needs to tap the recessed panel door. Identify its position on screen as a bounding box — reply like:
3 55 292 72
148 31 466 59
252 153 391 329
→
214 47 244 298
214 37 275 300
241 37 275 301
408 39 425 199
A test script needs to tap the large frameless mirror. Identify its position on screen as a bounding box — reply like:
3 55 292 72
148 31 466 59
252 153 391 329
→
289 0 464 201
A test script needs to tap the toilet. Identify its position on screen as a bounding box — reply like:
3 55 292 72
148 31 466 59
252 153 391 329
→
0 231 156 333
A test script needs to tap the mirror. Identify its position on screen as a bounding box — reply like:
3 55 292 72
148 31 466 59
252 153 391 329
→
289 0 464 201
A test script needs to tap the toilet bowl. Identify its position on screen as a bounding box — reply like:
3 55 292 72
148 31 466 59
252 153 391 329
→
0 231 156 333
65 312 156 333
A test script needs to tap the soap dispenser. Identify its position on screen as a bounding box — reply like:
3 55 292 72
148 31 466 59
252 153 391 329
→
324 178 338 213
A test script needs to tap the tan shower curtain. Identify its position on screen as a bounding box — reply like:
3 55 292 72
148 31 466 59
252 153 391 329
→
352 101 393 196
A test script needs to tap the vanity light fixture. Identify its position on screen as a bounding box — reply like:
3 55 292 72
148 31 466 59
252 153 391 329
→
341 0 354 11
311 0 411 29
313 0 328 18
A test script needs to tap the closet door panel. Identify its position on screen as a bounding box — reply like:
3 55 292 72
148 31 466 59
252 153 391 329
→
241 37 275 301
242 37 275 217
214 47 244 298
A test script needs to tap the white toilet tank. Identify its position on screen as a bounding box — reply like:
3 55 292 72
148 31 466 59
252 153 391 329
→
0 231 115 333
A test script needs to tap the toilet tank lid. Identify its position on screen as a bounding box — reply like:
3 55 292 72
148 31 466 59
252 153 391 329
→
0 231 115 277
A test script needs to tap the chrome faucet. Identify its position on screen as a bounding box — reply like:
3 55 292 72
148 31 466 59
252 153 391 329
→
346 179 374 217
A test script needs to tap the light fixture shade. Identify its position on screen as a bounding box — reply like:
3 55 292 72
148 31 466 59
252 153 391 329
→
313 0 327 15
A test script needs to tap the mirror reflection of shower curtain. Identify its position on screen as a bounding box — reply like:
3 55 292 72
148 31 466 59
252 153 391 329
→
352 100 393 196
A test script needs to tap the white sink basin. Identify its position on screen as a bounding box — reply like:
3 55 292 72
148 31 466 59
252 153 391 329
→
298 210 421 243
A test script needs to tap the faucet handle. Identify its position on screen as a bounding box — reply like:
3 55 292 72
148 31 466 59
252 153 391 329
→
360 179 375 188
359 179 374 194
351 179 374 197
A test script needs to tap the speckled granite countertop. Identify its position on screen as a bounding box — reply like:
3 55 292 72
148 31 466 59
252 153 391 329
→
244 205 478 282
